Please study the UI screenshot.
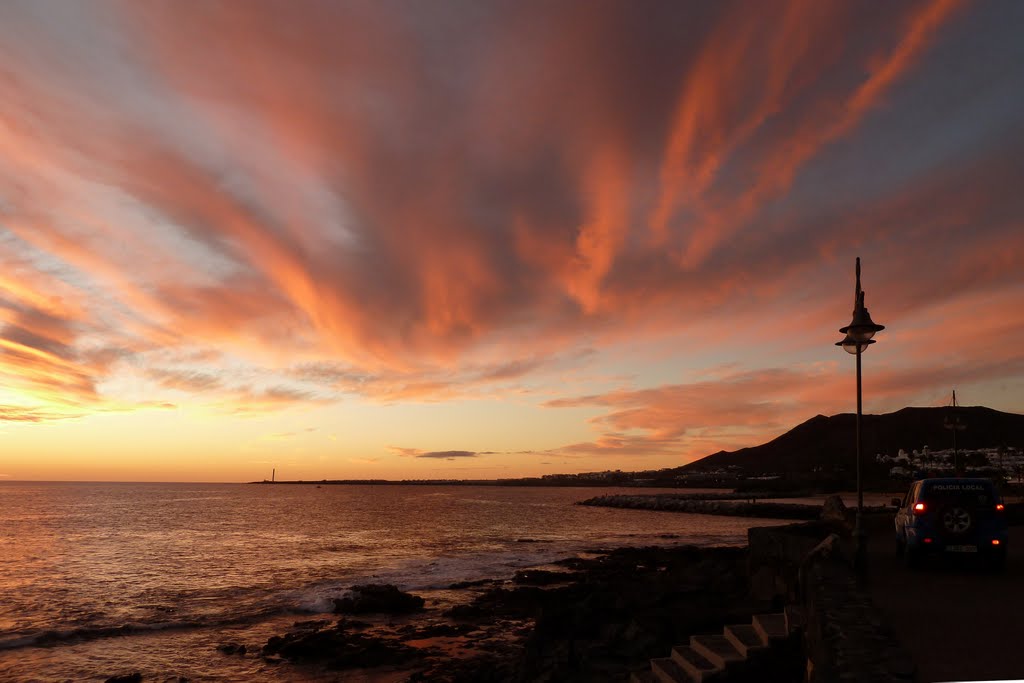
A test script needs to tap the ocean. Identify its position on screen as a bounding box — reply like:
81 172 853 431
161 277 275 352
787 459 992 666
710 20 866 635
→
0 482 789 681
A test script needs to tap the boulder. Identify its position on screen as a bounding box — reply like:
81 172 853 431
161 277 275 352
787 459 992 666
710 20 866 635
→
217 642 246 655
820 495 854 533
512 569 579 585
105 674 142 683
333 584 425 615
262 620 418 670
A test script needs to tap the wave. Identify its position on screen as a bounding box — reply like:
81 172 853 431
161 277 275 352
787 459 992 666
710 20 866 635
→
0 601 322 652
0 530 743 654
0 620 205 651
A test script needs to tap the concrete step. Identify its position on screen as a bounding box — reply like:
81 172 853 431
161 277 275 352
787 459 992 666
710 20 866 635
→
752 613 788 642
630 670 661 683
690 634 745 668
651 656 692 683
671 644 722 682
724 623 769 655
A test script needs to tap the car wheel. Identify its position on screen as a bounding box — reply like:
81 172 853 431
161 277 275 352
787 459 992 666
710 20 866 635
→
939 506 974 536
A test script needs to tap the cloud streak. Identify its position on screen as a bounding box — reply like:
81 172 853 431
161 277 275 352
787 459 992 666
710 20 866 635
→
416 451 478 460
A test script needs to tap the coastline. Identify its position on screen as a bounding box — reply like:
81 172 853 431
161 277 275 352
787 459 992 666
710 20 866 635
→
2 484 796 682
249 543 757 682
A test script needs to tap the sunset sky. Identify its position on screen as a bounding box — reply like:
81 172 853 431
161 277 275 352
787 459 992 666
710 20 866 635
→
0 0 1022 482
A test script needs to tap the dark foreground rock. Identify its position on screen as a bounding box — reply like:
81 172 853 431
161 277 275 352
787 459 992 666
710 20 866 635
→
820 494 855 535
511 569 581 585
333 583 425 614
267 544 756 681
216 642 246 655
105 675 142 683
437 545 755 681
263 619 419 670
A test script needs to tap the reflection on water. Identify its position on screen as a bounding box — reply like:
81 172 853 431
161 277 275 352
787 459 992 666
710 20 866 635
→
0 482 789 680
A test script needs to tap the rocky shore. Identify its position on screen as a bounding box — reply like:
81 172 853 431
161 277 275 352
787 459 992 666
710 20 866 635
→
248 544 759 682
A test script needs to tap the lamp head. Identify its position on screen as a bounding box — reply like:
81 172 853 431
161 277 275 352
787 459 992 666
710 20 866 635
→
836 335 875 354
839 292 885 342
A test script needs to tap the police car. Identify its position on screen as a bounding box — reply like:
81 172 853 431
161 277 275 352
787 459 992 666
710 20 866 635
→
893 478 1008 570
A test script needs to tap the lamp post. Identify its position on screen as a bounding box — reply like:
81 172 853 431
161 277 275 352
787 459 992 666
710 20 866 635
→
836 257 884 577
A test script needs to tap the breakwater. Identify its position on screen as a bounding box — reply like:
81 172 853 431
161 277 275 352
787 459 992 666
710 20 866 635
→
577 494 823 519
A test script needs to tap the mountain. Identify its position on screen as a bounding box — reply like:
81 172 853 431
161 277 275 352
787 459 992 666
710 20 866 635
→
678 406 1024 476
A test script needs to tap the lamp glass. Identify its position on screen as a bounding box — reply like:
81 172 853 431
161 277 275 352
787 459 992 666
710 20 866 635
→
838 336 873 354
847 326 876 343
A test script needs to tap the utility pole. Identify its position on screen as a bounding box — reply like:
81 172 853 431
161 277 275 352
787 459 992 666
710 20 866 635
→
944 389 966 476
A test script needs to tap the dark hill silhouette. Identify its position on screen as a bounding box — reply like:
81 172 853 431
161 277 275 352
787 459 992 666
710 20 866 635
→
678 406 1024 476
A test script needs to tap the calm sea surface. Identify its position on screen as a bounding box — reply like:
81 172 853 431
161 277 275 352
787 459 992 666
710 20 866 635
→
0 482 792 681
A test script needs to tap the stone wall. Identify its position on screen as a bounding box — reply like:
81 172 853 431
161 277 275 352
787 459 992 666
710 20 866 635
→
747 509 916 682
801 549 915 682
747 521 830 605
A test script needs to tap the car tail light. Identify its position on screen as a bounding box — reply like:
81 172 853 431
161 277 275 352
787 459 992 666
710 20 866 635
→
992 539 1001 546
913 502 926 514
996 503 1005 512
923 537 933 544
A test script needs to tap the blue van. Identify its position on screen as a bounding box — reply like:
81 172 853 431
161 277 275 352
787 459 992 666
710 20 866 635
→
893 478 1008 570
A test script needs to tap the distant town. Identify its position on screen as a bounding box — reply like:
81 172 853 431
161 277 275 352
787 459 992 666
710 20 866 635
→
259 445 1024 491
257 407 1024 491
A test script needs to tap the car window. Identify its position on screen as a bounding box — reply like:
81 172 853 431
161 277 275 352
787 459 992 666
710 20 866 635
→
907 482 920 506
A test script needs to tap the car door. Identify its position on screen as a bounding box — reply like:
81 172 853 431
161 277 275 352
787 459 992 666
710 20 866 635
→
895 483 918 539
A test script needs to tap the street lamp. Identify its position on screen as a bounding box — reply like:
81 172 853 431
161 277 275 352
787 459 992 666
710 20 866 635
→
836 257 884 577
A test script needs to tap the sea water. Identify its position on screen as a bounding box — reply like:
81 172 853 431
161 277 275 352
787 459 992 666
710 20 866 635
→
0 482 788 681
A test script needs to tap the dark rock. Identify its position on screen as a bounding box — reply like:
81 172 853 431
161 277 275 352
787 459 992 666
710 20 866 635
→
821 494 854 534
337 617 372 629
217 642 246 655
512 569 579 585
262 620 419 670
292 619 331 629
266 544 756 682
448 577 498 589
105 674 142 683
333 584 425 615
409 621 476 639
443 603 486 620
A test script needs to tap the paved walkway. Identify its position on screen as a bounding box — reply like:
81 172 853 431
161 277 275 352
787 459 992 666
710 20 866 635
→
864 522 1024 682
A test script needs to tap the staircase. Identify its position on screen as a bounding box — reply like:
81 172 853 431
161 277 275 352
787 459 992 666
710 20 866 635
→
630 608 801 683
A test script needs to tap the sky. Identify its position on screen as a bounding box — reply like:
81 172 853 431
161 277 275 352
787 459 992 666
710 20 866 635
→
0 0 1022 482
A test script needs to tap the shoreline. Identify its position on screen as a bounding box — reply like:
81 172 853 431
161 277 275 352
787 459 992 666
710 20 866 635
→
249 542 759 682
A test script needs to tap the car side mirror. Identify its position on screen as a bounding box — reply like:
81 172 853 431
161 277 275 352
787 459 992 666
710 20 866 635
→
891 498 902 507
